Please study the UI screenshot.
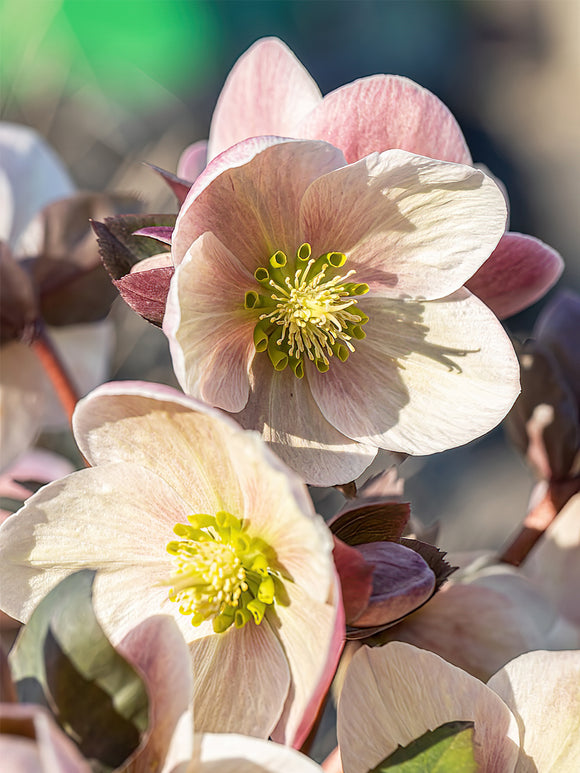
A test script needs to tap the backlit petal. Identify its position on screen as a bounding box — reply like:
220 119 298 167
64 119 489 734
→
197 733 323 772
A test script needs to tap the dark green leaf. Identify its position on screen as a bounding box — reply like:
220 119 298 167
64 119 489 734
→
368 721 477 772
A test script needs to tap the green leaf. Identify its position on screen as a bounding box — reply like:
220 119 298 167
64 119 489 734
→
368 721 477 772
9 570 149 771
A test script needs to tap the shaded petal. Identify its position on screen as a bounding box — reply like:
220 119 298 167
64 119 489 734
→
298 74 471 165
310 291 519 454
118 616 194 773
488 650 580 773
337 642 520 773
208 38 322 161
188 622 290 738
73 383 248 517
0 342 46 471
234 355 377 486
270 577 344 748
0 123 74 250
466 232 564 319
173 139 345 269
177 139 208 183
300 150 506 300
0 461 189 629
197 732 324 773
164 232 256 412
333 537 374 625
521 494 580 625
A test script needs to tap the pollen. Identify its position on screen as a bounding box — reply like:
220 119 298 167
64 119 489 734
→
247 244 369 376
167 511 281 633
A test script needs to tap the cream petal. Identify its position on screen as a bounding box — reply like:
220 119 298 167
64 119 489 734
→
337 642 520 773
117 616 194 773
0 461 189 626
309 290 520 455
207 38 322 161
188 622 290 739
300 149 506 300
521 494 580 625
197 733 324 773
0 342 45 471
172 139 345 270
177 140 208 183
234 355 377 486
488 650 580 773
466 232 564 319
73 383 248 517
270 578 344 748
163 232 256 412
298 74 472 165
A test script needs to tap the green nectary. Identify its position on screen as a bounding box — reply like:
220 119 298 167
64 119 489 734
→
167 511 282 633
246 243 369 377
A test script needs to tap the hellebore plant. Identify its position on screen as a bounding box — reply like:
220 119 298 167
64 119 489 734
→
161 136 519 485
337 642 580 773
178 37 563 320
0 382 343 747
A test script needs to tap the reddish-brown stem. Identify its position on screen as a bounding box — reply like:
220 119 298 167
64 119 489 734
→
499 478 580 566
31 324 79 425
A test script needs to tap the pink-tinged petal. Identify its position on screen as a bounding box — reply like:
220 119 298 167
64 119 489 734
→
188 622 290 738
234 355 377 486
298 74 471 165
0 449 74 519
0 342 46 471
488 650 580 772
132 227 174 246
0 462 189 628
116 265 174 326
0 123 74 250
131 254 174 272
352 542 435 627
466 232 564 319
117 616 194 773
309 291 519 455
172 139 345 268
300 150 506 300
73 382 248 518
0 704 91 773
337 643 520 773
146 163 192 207
197 733 324 772
270 575 344 747
333 537 374 625
177 140 208 183
163 233 256 412
521 495 580 625
207 38 322 161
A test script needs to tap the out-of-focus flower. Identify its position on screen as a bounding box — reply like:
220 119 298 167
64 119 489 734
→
0 382 343 747
178 37 563 320
0 123 136 469
337 642 580 773
162 136 518 485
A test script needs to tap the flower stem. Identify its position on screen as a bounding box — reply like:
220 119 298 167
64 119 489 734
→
31 323 80 425
499 478 580 566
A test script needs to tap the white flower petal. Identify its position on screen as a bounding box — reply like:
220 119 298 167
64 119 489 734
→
197 732 323 773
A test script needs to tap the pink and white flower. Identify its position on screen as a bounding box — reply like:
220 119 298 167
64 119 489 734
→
165 136 519 485
178 37 562 319
0 382 343 747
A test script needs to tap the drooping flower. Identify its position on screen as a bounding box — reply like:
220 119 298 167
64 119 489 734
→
164 136 519 485
178 37 563 319
337 642 580 773
0 382 343 747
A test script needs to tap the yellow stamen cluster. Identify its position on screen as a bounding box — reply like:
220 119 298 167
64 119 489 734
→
167 511 280 633
246 243 369 377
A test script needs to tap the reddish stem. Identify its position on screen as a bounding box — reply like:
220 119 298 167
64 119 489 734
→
31 324 79 425
499 478 580 566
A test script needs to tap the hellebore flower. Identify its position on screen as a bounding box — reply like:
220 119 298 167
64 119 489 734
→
178 37 562 319
0 382 343 747
337 642 580 773
164 136 519 485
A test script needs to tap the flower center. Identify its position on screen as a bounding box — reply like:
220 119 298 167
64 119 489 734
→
246 243 369 377
167 511 281 633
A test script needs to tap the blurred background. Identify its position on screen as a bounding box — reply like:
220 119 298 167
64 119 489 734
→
2 0 579 550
